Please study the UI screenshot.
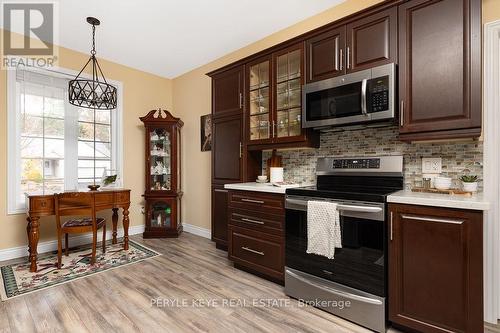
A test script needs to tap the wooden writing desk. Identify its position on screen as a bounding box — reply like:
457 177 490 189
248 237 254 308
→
25 189 131 272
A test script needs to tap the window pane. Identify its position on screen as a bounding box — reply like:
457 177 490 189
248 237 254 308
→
44 139 64 159
78 109 94 122
44 97 64 118
78 160 110 179
44 118 64 138
43 158 64 179
78 141 111 158
95 110 110 124
23 94 43 116
21 159 43 181
22 115 43 137
21 137 43 158
96 124 110 142
44 178 64 194
78 122 94 141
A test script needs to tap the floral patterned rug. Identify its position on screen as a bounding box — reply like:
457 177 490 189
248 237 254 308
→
0 239 160 300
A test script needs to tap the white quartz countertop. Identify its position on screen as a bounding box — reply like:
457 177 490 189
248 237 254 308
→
387 190 490 211
224 182 305 194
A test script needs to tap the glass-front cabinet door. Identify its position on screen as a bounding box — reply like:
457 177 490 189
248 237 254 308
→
248 57 271 142
149 200 172 228
246 44 305 146
275 47 303 138
149 127 171 191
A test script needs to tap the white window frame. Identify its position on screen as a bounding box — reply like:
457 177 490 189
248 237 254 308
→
7 64 124 214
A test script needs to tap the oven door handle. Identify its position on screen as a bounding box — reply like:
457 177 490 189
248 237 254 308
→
285 198 382 213
286 269 383 305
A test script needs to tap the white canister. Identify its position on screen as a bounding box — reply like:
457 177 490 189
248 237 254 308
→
270 167 284 183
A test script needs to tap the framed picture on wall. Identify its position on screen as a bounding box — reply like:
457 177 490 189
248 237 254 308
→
201 114 212 152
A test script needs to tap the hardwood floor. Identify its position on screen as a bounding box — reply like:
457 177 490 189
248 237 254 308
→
0 233 404 332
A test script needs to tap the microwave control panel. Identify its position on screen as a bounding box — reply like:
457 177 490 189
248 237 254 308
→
368 76 389 113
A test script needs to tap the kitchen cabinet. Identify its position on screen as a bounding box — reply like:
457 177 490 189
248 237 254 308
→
227 190 285 282
212 65 244 118
306 27 345 82
388 204 483 333
306 7 397 83
212 114 243 184
209 66 245 249
398 0 482 141
246 43 319 149
211 185 229 249
346 7 397 73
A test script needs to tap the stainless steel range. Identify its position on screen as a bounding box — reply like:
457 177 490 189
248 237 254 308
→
284 155 403 333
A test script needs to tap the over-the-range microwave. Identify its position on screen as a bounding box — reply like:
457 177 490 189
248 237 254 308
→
302 63 395 129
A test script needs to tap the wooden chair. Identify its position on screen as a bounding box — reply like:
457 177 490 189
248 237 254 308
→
54 192 106 268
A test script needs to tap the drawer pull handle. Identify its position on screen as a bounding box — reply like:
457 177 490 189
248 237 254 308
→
241 218 264 225
241 247 265 256
401 214 464 225
241 198 264 204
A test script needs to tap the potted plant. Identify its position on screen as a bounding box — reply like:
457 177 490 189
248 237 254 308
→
460 175 478 193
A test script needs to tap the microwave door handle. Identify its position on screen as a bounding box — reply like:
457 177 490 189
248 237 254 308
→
361 78 368 116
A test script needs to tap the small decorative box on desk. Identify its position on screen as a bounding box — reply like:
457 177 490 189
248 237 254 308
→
140 109 183 238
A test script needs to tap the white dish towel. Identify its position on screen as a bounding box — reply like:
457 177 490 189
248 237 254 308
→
307 200 342 259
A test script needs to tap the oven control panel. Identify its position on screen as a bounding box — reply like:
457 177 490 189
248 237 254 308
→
332 158 380 169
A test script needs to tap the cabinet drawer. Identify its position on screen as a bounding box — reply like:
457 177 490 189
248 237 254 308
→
229 226 283 279
228 208 283 235
228 191 284 215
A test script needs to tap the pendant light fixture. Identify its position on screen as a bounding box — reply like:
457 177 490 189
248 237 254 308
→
68 17 117 110
69 17 117 191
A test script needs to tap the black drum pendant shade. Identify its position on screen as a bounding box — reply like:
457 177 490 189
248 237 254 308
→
69 17 117 110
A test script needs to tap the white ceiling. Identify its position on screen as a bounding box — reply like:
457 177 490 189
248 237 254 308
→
2 0 345 78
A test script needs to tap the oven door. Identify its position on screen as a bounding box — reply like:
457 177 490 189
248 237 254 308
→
285 196 386 297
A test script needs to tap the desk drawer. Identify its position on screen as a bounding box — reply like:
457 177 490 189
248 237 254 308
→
228 191 284 215
228 208 283 235
114 191 130 204
229 226 283 280
94 192 114 206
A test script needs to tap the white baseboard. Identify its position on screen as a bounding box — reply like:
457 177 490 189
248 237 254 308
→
0 225 145 262
182 223 211 239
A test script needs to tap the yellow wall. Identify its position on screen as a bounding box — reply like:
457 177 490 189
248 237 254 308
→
173 0 500 232
0 30 173 250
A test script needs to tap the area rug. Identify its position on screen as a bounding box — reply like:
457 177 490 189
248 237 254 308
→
0 239 160 300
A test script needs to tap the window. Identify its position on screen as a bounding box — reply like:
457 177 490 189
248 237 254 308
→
7 67 122 213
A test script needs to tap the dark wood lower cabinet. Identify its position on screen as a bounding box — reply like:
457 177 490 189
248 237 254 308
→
211 185 229 249
388 204 483 333
227 190 285 282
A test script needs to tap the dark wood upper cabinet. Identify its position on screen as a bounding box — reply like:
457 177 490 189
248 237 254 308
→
212 114 243 184
398 0 482 141
306 27 345 82
246 43 319 150
346 7 397 72
212 65 244 117
388 204 483 333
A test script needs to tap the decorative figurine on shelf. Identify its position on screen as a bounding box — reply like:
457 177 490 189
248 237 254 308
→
154 161 164 175
140 108 183 238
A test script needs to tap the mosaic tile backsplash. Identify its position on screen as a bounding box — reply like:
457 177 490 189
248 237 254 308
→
262 126 483 190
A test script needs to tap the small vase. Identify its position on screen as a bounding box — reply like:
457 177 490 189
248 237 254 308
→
462 181 478 193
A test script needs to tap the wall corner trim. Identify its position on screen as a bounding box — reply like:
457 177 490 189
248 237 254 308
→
182 223 211 239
